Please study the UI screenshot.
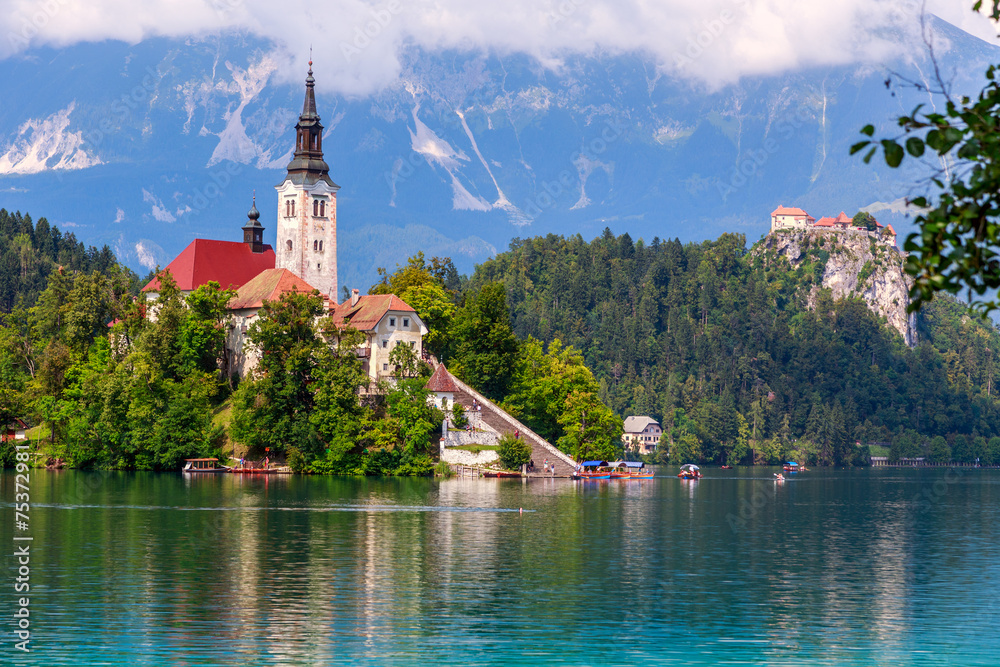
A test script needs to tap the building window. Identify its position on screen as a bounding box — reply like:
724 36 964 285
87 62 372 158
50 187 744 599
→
402 318 409 328
286 240 293 251
317 263 321 270
313 240 318 251
319 240 323 251
382 340 388 348
389 317 396 327
319 200 326 217
383 364 388 371
313 200 318 217
409 341 415 348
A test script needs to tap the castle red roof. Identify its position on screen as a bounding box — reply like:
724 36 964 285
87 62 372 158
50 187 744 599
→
814 217 836 227
142 239 275 293
328 294 416 332
772 205 811 217
425 364 461 393
228 268 319 310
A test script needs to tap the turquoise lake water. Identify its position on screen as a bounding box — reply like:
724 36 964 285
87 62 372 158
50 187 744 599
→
2 467 999 665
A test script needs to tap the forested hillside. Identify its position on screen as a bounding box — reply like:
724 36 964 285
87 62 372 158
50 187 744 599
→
468 229 1000 466
0 209 123 312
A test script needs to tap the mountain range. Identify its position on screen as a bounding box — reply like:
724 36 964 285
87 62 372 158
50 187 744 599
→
0 16 998 292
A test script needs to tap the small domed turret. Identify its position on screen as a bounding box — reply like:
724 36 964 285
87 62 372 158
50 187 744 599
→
242 192 265 253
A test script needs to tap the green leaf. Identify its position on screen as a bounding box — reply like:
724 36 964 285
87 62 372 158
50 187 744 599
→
863 146 877 164
905 137 925 157
881 140 904 168
860 124 875 137
850 140 871 155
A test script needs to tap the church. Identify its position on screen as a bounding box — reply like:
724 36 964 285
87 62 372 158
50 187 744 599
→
143 62 425 381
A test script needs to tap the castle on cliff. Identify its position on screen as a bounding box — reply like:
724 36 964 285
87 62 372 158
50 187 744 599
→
769 206 897 246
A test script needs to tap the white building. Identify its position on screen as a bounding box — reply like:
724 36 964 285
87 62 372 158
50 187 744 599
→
623 416 662 454
770 205 815 232
327 290 427 382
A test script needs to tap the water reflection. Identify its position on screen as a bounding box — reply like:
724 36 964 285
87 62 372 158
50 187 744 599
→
2 469 999 665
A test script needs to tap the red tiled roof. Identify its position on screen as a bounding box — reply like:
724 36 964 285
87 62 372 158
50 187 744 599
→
228 269 318 310
142 239 275 293
834 211 852 224
327 294 416 332
814 217 836 227
772 205 811 217
425 364 461 393
885 224 897 236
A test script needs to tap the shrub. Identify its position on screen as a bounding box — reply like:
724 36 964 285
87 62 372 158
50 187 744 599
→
498 433 531 470
452 403 468 429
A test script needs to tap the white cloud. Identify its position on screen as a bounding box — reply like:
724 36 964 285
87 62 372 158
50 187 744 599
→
0 1 995 95
142 188 176 222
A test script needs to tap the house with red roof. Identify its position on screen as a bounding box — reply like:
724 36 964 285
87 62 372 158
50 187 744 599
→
327 289 428 382
2 418 28 443
143 197 273 299
425 363 461 411
770 205 816 232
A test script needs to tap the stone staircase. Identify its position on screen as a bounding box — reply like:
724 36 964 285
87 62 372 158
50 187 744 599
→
442 369 577 477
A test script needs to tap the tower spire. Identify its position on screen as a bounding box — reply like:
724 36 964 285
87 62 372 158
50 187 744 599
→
283 59 335 187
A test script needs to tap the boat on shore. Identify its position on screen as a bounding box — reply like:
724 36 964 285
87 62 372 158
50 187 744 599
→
677 463 702 479
783 461 800 473
182 458 230 473
484 470 522 478
573 460 612 480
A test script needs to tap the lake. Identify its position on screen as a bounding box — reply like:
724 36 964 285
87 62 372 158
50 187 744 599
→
3 467 999 665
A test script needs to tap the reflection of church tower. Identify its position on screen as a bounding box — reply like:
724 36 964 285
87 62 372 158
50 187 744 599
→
274 60 339 300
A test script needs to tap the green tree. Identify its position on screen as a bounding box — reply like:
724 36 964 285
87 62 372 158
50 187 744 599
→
230 290 326 455
177 281 234 378
497 433 532 470
556 390 623 461
852 4 1000 315
450 282 520 401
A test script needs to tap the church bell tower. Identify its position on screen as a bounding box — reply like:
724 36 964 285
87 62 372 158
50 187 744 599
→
274 60 340 300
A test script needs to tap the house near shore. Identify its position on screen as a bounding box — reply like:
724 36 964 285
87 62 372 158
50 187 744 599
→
622 416 661 454
2 418 28 443
139 64 424 383
769 205 897 246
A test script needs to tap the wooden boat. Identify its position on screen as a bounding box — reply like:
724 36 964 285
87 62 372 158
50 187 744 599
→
782 461 800 473
608 461 632 479
623 461 654 479
182 458 229 473
484 470 522 478
677 463 702 479
720 465 733 469
573 460 611 480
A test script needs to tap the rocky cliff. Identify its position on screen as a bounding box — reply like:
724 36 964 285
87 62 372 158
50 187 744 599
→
757 229 918 347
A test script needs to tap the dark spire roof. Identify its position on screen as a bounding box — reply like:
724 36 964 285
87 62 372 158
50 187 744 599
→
243 191 262 230
281 60 339 189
